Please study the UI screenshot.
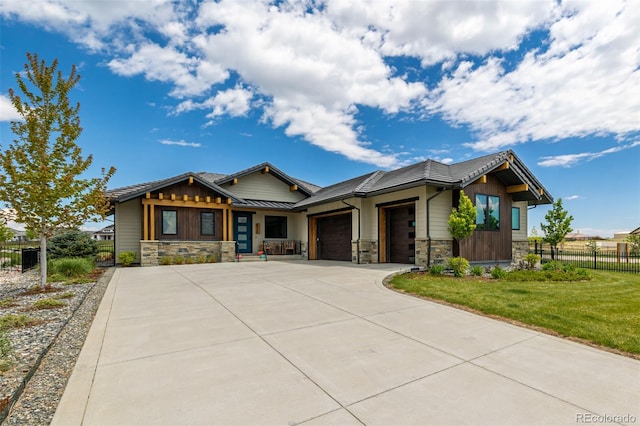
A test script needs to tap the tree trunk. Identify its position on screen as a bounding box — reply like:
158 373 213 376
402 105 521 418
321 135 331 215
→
40 233 47 289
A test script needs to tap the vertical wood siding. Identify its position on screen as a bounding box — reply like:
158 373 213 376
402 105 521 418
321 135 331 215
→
460 174 512 261
154 206 223 241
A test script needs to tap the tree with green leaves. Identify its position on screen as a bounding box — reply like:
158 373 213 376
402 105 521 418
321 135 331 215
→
540 198 573 259
627 234 640 256
448 191 477 255
0 218 14 242
0 53 115 289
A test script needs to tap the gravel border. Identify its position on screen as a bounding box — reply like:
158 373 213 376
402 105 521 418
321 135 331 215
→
1 268 114 426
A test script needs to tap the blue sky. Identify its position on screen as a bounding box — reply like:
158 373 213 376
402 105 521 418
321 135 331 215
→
1 0 638 236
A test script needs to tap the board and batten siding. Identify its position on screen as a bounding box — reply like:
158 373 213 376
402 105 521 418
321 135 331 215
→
115 199 142 262
221 172 306 202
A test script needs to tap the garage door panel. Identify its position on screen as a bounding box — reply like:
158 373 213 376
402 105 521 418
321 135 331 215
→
318 214 352 261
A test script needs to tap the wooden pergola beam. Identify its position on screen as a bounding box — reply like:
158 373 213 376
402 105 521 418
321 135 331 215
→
472 175 487 185
507 183 529 193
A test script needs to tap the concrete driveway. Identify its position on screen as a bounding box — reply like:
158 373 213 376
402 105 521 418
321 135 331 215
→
53 261 639 426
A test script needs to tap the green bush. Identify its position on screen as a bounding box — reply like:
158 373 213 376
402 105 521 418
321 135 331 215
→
448 257 469 277
48 257 94 277
470 265 484 276
48 229 99 259
160 256 172 265
196 255 206 264
429 264 445 275
491 266 507 279
207 254 218 263
174 256 184 265
118 251 136 266
524 253 541 269
184 257 194 264
542 260 564 271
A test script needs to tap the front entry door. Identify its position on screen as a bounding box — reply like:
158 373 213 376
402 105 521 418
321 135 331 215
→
233 212 252 254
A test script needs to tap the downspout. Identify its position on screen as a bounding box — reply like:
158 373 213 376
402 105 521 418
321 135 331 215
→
426 186 448 268
342 200 361 264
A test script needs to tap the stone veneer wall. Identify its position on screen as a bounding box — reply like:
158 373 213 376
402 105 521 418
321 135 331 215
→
415 238 453 267
511 241 529 266
139 241 237 266
356 240 378 264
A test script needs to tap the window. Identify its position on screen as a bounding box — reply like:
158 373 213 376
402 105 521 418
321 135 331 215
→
265 216 287 238
475 194 500 230
162 210 177 235
512 207 520 230
201 212 215 235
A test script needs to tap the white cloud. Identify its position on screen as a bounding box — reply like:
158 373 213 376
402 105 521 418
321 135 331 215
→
564 195 581 201
538 141 640 167
159 139 201 148
2 0 638 167
0 94 21 121
427 0 639 152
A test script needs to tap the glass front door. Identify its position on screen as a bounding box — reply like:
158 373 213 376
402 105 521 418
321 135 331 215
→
233 212 252 253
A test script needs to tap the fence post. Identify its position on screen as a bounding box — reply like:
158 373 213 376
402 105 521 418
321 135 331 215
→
594 250 597 270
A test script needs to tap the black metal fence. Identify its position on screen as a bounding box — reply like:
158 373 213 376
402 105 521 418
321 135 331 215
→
530 242 640 273
0 240 115 273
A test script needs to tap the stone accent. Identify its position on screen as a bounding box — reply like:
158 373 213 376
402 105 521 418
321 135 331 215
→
512 240 529 266
299 241 308 260
139 240 236 266
357 239 378 264
415 238 452 267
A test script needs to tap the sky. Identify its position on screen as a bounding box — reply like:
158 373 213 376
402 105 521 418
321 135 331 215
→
0 0 638 237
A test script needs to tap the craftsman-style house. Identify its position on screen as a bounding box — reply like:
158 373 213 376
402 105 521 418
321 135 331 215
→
107 150 551 266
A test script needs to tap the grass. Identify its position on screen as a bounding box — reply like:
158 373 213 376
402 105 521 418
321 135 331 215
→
31 298 66 310
390 270 640 356
0 314 42 331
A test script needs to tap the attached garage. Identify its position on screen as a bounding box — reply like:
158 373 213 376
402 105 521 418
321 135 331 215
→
379 201 416 264
308 211 352 261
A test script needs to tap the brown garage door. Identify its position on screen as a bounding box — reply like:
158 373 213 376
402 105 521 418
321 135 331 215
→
387 205 416 264
317 214 352 261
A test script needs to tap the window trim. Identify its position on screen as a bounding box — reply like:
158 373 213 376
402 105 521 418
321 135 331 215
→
475 193 500 231
200 211 215 236
264 215 288 239
162 210 177 235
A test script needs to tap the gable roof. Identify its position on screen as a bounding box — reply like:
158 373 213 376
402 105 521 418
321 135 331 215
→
294 150 552 209
214 162 317 196
107 172 241 203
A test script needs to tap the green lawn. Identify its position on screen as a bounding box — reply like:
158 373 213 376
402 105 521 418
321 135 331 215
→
390 270 640 356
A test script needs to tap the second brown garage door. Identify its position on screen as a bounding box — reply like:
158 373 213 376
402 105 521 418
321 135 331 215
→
316 213 352 261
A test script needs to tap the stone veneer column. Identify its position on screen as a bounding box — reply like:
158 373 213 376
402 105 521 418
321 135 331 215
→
511 241 529 266
357 240 378 264
140 241 159 266
415 238 452 267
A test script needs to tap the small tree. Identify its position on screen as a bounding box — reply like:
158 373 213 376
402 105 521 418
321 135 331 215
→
0 53 115 289
448 191 477 256
540 198 573 260
627 234 640 256
0 218 14 242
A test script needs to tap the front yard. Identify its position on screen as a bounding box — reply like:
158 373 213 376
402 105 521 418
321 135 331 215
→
390 270 640 357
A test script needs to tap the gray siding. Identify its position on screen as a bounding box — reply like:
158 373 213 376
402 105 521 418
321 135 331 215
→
115 199 142 263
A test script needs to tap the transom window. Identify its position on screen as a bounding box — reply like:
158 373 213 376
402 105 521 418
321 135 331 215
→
475 194 500 230
265 215 287 238
201 211 215 235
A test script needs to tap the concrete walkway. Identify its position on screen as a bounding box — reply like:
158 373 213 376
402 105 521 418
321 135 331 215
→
53 261 639 426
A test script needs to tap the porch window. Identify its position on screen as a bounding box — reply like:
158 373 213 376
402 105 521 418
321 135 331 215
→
162 210 177 235
475 194 500 230
265 216 287 238
201 211 215 235
512 207 520 230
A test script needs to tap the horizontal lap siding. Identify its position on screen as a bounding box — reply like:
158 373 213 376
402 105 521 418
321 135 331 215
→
115 199 142 260
221 172 306 202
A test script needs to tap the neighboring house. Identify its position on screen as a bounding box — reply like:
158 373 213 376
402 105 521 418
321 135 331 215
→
631 226 640 235
93 224 115 240
107 150 552 266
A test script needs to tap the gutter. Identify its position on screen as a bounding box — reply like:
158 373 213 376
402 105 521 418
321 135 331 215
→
342 200 361 264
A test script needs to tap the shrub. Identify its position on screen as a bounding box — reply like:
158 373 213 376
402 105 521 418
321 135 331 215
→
196 255 206 264
542 260 564 271
184 257 194 264
524 253 541 270
48 229 99 259
429 264 445 275
174 256 184 265
160 256 172 265
118 251 136 266
448 257 469 277
491 266 507 279
207 255 217 263
48 257 94 277
470 265 484 276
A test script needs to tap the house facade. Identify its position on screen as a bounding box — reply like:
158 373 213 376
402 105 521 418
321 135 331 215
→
107 150 552 267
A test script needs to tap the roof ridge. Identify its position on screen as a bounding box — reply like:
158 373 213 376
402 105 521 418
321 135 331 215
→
355 170 384 193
